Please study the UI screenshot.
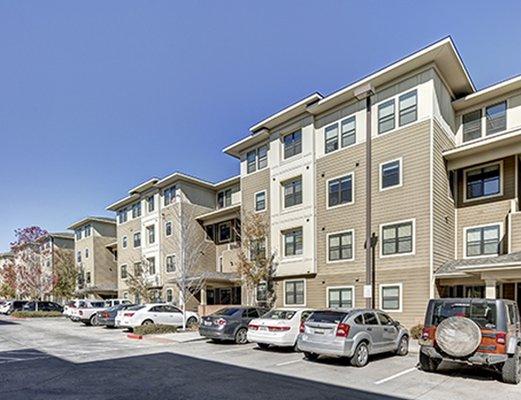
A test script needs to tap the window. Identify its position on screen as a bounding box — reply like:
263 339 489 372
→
283 228 303 257
462 109 482 142
217 189 232 209
328 231 353 261
147 195 155 212
147 257 156 275
382 221 413 256
378 99 395 134
465 164 500 200
218 222 231 243
166 289 173 303
341 116 356 147
218 256 223 272
486 101 507 135
328 174 353 207
117 208 128 224
285 280 305 305
257 145 268 169
381 284 402 311
399 90 417 126
380 159 401 190
164 186 176 206
283 130 302 159
133 232 141 248
205 225 215 242
324 124 339 154
328 287 353 308
85 249 89 258
77 251 82 263
363 312 379 325
249 239 266 261
75 229 82 240
120 265 127 279
84 225 92 237
134 262 142 277
466 225 500 257
255 191 266 212
247 150 257 174
283 177 302 208
166 255 176 272
256 282 268 303
165 221 172 236
132 202 141 218
86 272 91 284
122 236 127 249
147 225 155 244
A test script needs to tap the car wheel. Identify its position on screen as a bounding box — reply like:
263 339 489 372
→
235 328 248 344
142 319 154 326
350 342 370 367
419 351 441 372
396 335 409 356
186 317 198 329
90 315 100 327
303 352 318 361
257 343 270 350
502 346 521 384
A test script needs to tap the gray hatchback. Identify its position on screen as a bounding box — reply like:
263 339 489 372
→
297 308 409 367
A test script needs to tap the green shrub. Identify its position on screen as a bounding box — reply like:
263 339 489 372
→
133 324 178 336
11 311 63 318
410 324 424 340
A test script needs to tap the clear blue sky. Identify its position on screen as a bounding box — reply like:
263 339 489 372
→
1 0 520 250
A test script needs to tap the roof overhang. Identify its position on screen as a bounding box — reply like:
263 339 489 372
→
223 129 271 159
196 204 241 226
68 217 116 230
106 193 140 211
129 178 159 195
155 172 215 190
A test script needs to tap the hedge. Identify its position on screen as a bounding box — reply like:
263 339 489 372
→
11 311 64 318
133 324 178 336
410 324 424 340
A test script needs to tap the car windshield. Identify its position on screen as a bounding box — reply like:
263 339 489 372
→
214 308 243 317
263 310 297 320
432 301 497 329
308 311 348 324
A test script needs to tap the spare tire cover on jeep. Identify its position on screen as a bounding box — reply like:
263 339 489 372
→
435 316 482 358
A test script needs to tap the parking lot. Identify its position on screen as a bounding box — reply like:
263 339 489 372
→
1 316 520 400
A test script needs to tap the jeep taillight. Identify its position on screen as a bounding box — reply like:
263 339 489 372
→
420 326 436 346
496 331 507 345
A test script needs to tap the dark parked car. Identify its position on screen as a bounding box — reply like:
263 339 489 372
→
23 301 63 313
4 300 28 315
96 303 135 328
419 298 521 384
199 307 269 344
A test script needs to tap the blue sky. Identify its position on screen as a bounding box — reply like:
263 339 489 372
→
1 0 520 250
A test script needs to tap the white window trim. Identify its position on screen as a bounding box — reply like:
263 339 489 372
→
459 98 509 145
133 232 141 248
376 89 421 138
217 221 232 244
323 115 357 156
146 224 156 245
165 253 176 273
326 285 355 308
326 171 355 210
281 227 304 260
463 222 503 260
281 129 303 161
379 283 403 313
379 157 403 192
326 229 355 264
462 160 504 203
282 175 303 210
165 221 173 237
379 218 416 258
120 264 128 279
254 190 267 213
247 237 267 261
245 144 269 175
255 281 268 303
283 279 306 307
216 188 232 209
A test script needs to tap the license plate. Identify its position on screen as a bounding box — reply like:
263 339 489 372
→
314 329 324 335
204 321 212 326
260 326 268 331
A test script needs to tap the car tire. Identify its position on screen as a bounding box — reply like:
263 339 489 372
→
350 342 370 368
90 315 100 327
257 343 270 350
303 352 318 361
502 346 521 385
419 351 441 372
141 319 154 326
235 328 248 344
396 335 409 356
186 317 198 329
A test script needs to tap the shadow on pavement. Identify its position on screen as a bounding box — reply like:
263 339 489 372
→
0 319 18 325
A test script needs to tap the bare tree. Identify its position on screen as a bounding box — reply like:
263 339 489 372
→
125 256 160 304
236 212 277 308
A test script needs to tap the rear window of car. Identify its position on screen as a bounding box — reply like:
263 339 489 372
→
431 301 497 329
126 305 145 311
263 310 297 320
214 308 243 317
308 311 348 324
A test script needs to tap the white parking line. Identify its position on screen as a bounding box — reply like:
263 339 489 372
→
374 367 417 385
0 356 50 364
275 359 303 367
213 347 254 354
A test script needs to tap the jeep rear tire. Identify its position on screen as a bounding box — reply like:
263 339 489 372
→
502 347 521 385
419 352 441 372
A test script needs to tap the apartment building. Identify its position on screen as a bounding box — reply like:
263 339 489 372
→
223 37 521 328
68 217 118 299
106 172 242 313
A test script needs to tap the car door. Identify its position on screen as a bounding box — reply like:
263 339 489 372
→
147 305 164 324
377 311 400 351
164 305 184 326
362 311 385 353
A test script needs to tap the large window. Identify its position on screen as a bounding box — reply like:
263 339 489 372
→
132 202 141 218
465 163 500 200
328 287 353 308
283 228 303 257
466 225 500 257
218 221 231 243
255 191 266 212
285 280 305 305
84 225 92 237
117 208 128 224
257 145 268 169
164 186 177 206
283 130 302 159
462 110 482 142
133 232 141 248
486 101 507 135
341 116 356 147
246 145 268 174
328 174 353 207
147 257 156 275
249 239 266 261
165 221 172 236
324 124 339 154
378 99 395 134
328 231 353 262
398 90 417 126
217 189 232 209
382 221 413 256
147 195 155 212
283 177 302 208
247 150 257 174
381 284 402 311
146 225 155 244
166 255 176 272
380 159 402 190
120 265 127 279
75 229 82 240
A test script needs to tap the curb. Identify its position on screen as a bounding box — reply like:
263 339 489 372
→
127 333 143 340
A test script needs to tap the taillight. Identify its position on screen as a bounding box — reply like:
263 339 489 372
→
216 318 227 326
124 312 135 317
268 326 291 332
103 312 109 318
248 324 259 331
336 323 350 337
496 331 507 345
299 321 305 333
420 326 436 346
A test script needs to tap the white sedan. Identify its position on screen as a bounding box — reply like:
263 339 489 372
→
115 304 199 329
247 308 314 349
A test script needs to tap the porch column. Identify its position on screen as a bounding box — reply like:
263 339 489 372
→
485 279 497 299
200 287 207 306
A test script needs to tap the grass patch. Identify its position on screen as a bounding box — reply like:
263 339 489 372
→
11 311 63 318
133 324 178 336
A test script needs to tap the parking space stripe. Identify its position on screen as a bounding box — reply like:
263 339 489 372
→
213 347 254 354
275 359 303 367
374 367 417 385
